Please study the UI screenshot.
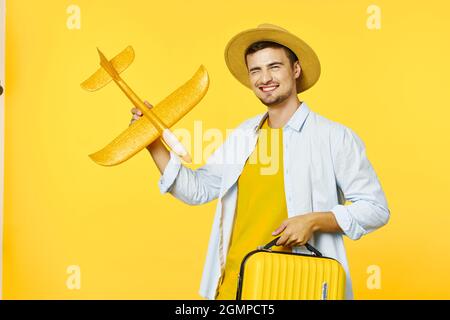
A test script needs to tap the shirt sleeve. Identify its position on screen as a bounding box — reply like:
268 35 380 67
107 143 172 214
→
330 124 390 240
157 136 228 206
158 150 182 194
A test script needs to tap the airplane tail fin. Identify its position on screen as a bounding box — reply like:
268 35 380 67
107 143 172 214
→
80 46 135 92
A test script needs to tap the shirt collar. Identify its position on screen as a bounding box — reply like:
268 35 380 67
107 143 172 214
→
285 101 310 132
253 101 311 133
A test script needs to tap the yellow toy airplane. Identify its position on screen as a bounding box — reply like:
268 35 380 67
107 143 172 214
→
81 46 209 166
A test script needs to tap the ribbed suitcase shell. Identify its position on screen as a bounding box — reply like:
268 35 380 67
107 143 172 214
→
236 250 346 300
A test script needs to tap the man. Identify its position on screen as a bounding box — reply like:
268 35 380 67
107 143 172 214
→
130 24 390 300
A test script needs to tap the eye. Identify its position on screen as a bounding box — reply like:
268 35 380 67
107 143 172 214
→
271 66 280 70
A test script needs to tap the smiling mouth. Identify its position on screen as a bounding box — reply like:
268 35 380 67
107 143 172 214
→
259 85 279 93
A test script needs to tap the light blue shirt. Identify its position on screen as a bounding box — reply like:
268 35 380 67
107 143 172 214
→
158 101 390 300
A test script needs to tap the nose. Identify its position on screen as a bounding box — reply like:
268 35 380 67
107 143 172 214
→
260 69 273 84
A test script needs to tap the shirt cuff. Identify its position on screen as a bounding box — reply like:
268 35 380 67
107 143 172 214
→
158 151 182 194
330 204 353 239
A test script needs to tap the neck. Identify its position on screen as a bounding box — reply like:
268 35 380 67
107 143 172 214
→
267 95 302 128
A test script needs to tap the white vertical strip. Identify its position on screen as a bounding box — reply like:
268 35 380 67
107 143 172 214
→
0 0 5 300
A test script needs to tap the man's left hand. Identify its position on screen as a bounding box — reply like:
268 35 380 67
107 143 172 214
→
272 211 343 247
272 213 318 247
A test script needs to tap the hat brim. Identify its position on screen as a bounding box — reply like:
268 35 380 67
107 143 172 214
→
224 27 321 93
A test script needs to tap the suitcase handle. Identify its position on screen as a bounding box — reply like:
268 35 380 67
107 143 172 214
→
263 237 323 257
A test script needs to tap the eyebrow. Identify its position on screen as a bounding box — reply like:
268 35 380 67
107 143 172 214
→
248 61 284 73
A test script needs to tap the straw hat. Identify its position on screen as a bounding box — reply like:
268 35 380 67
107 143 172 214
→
224 23 321 93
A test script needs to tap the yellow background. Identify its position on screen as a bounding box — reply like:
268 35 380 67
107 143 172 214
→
3 0 450 299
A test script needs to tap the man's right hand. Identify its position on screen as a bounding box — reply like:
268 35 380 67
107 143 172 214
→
129 100 153 126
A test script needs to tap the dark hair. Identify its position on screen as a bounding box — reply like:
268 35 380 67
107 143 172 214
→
245 41 299 67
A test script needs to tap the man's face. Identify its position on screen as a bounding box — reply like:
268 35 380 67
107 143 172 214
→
246 47 301 107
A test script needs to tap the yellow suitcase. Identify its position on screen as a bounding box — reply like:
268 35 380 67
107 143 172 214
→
236 237 346 300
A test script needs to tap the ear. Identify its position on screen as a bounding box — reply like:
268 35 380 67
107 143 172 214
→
294 61 301 79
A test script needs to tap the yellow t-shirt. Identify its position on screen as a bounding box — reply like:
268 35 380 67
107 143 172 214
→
216 118 291 300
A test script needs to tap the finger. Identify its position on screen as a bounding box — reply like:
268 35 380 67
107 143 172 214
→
133 114 140 120
131 108 142 116
276 234 289 246
272 222 287 236
272 225 286 236
285 236 299 247
144 100 153 109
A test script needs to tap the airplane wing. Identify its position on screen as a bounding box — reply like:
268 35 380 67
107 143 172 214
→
89 65 209 166
81 46 135 92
